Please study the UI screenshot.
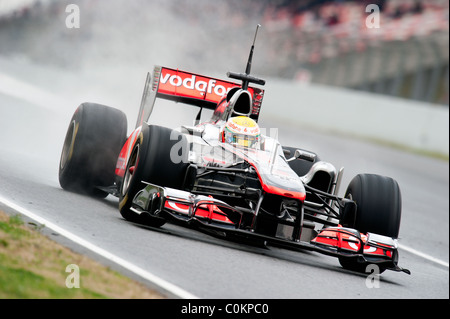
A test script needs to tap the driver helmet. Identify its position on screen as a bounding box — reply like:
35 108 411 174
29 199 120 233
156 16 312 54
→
221 116 261 149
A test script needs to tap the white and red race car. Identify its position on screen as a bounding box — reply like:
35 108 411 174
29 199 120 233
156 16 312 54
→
59 27 410 275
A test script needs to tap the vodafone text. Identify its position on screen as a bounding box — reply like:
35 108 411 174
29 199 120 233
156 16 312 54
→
160 72 231 97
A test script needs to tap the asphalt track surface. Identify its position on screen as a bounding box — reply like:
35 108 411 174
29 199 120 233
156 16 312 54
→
0 57 448 299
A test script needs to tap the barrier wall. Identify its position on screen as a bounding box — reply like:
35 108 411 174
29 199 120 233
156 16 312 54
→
261 79 449 157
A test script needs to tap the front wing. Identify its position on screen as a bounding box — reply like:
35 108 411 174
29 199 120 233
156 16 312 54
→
131 183 410 274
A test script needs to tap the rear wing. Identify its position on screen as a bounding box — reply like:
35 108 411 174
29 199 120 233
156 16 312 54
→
135 66 264 128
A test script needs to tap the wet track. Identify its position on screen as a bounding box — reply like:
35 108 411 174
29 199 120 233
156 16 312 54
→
0 56 448 299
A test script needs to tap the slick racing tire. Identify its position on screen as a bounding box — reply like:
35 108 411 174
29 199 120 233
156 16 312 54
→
339 174 402 273
282 146 320 177
119 124 189 226
59 103 127 198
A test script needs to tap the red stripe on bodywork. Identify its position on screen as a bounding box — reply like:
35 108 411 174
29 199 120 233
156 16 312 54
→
164 201 234 225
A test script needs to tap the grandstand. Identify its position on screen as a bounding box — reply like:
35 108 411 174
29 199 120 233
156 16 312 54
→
259 0 449 105
1 0 448 105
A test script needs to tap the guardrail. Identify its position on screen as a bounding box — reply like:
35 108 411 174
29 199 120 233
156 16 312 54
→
261 79 449 157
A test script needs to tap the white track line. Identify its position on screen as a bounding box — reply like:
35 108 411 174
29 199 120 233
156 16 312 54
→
398 244 449 268
1 196 449 296
0 195 198 299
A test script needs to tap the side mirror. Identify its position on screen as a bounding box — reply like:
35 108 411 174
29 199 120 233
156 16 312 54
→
293 149 316 162
283 149 291 158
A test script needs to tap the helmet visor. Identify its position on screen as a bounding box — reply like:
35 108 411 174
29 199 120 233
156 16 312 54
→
224 127 260 149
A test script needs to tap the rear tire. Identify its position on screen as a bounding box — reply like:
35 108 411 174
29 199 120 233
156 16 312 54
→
59 103 127 197
119 124 188 226
338 174 402 273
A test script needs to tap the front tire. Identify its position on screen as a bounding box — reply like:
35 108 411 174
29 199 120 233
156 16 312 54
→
119 124 188 226
344 174 402 238
338 174 402 273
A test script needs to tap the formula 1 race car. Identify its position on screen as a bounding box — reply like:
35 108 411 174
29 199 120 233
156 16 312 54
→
59 26 409 275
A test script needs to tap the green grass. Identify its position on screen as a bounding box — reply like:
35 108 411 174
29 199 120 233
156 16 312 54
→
0 215 28 240
0 260 105 298
0 211 164 299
